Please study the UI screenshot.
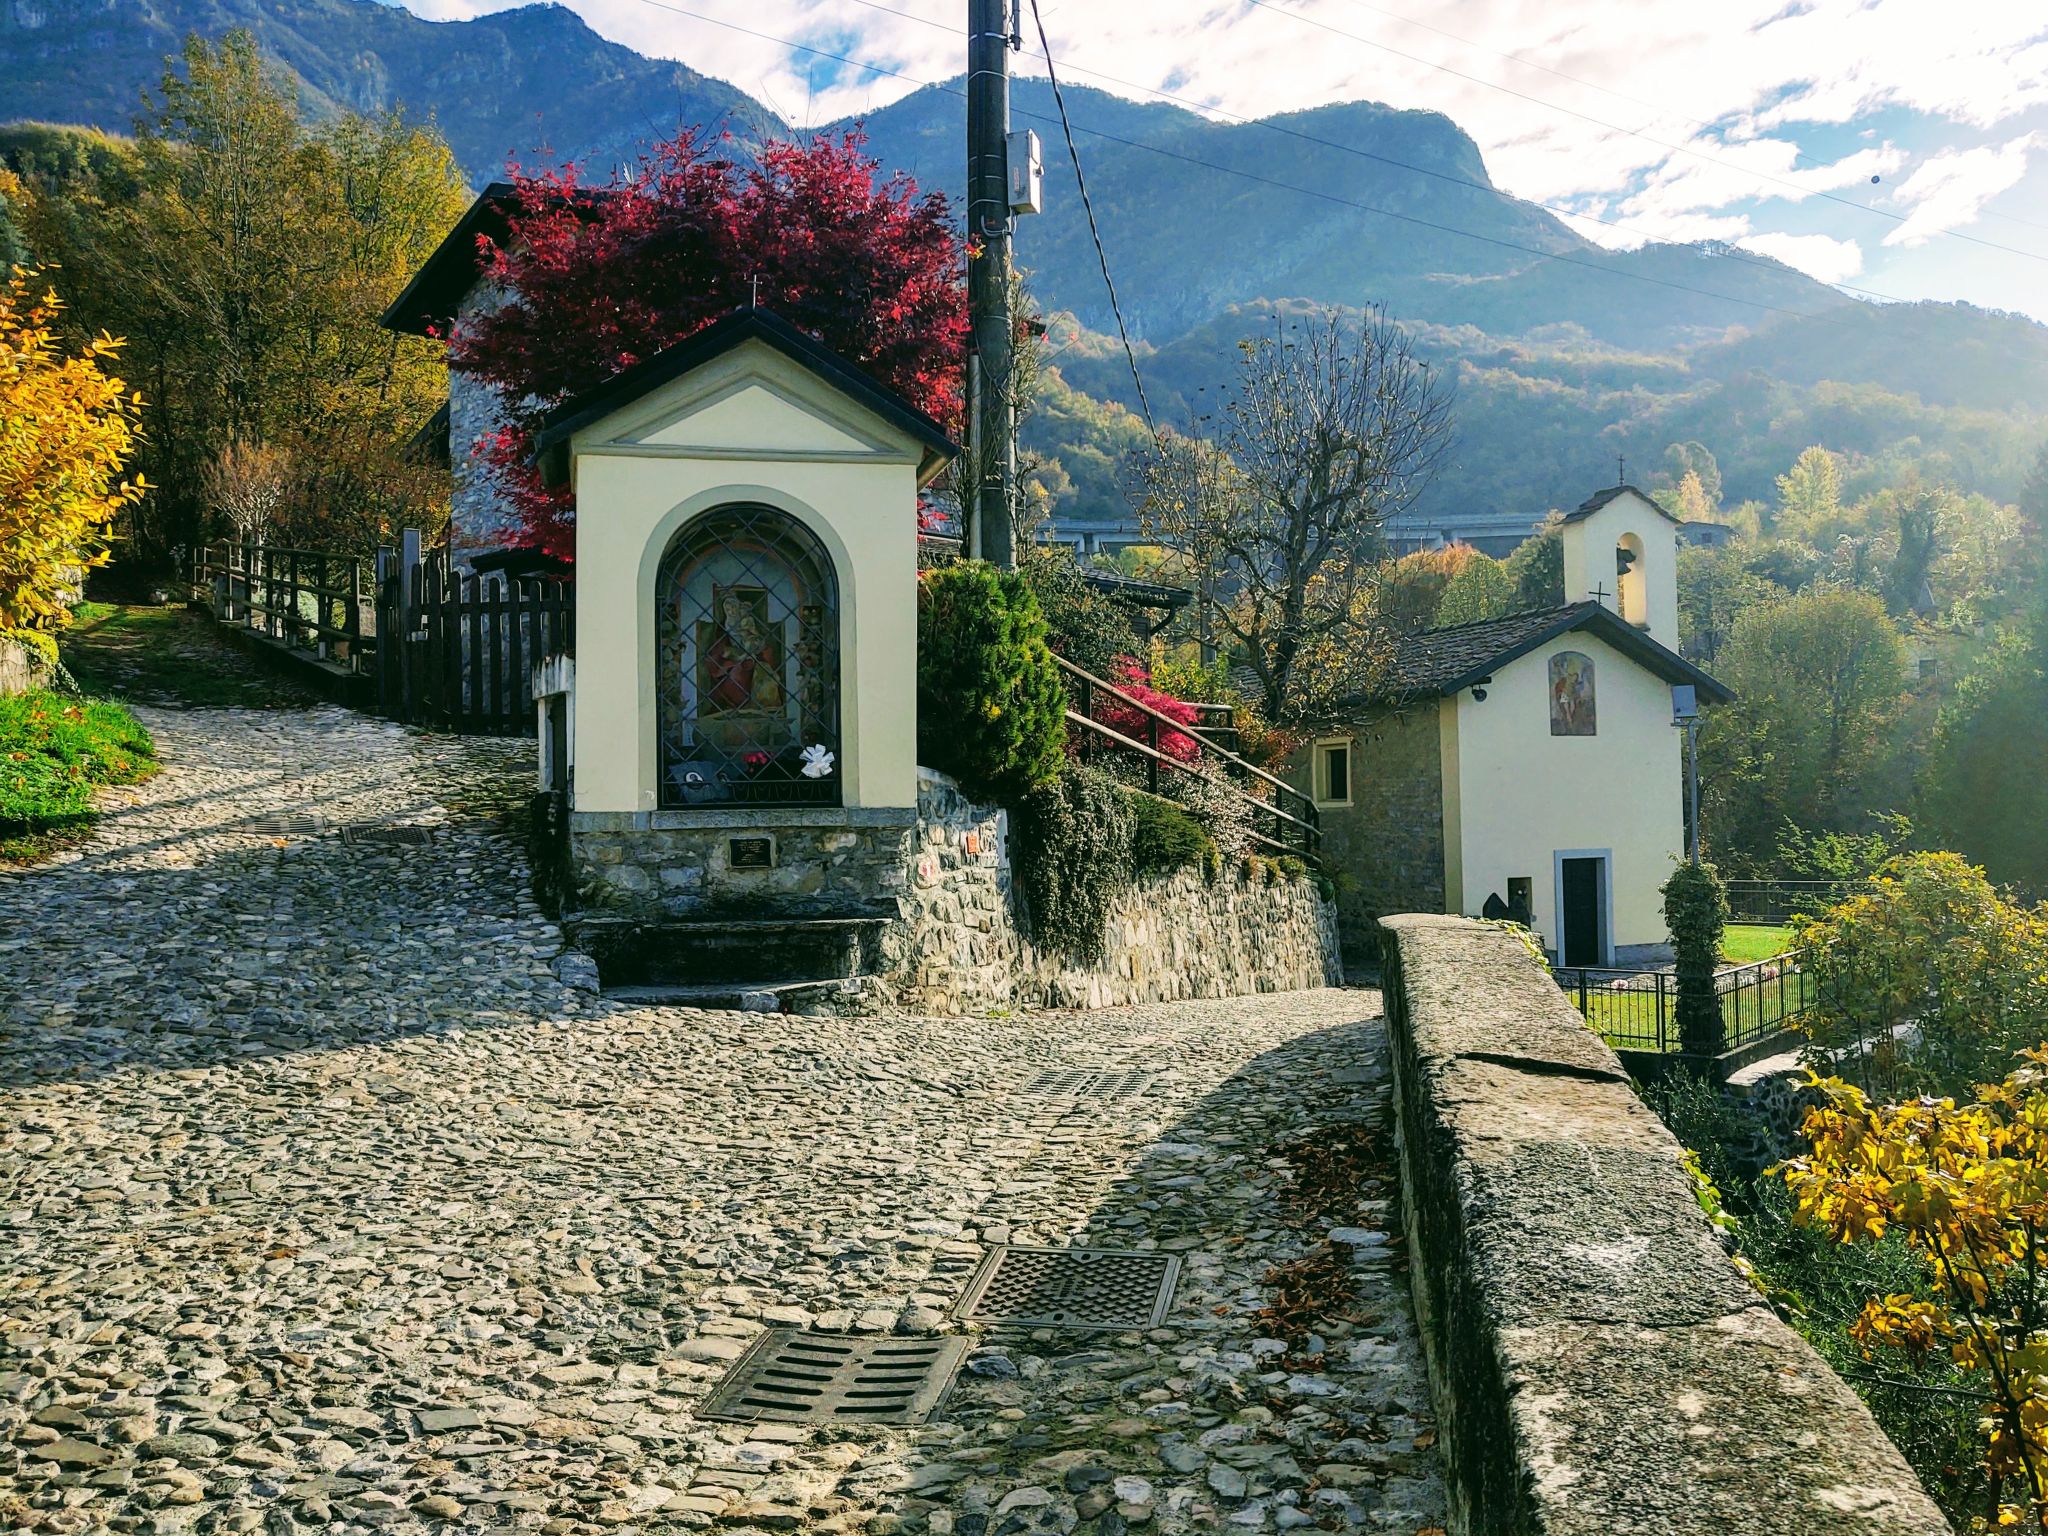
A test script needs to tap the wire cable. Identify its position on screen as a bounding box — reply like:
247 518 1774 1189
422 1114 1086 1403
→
1024 0 1155 431
825 0 1919 308
603 0 1883 327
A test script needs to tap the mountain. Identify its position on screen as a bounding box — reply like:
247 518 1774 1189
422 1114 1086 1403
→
7 0 2046 529
0 0 782 185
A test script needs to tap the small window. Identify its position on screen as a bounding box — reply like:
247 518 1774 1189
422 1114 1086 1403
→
1315 738 1352 806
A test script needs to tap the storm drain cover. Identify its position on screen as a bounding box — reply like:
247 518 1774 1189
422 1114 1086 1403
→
952 1246 1181 1330
698 1332 970 1426
238 813 326 837
1026 1068 1156 1099
339 822 435 847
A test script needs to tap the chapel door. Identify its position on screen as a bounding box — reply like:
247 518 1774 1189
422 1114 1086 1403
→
1559 856 1605 968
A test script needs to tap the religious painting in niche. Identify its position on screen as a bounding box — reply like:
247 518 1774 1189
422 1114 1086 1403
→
656 505 839 808
1549 651 1597 736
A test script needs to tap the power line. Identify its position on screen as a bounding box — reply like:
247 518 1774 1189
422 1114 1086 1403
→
1241 0 2048 268
1025 0 1154 432
605 0 1873 327
827 0 1918 306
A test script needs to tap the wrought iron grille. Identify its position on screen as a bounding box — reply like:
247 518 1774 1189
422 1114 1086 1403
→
656 505 841 809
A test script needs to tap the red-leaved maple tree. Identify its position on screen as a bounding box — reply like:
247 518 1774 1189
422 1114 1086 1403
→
448 131 968 558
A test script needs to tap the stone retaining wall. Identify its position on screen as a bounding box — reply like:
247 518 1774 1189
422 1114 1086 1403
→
885 769 1340 1012
0 635 55 698
1377 912 1947 1536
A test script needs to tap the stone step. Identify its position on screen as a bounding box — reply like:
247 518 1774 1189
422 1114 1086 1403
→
602 978 873 1014
566 914 890 989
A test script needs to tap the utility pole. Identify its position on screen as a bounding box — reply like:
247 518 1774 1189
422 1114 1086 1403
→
967 0 1016 568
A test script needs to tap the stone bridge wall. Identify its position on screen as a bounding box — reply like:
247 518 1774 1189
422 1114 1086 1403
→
1377 913 1947 1536
884 770 1340 1012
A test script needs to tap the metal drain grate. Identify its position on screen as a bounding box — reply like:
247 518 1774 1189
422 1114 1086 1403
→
339 823 435 847
698 1331 969 1426
238 813 326 838
952 1246 1181 1330
1026 1068 1156 1099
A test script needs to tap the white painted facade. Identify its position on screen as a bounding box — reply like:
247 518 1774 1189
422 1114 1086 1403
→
562 336 928 816
1439 630 1686 958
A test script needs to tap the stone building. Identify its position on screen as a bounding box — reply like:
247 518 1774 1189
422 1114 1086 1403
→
1296 485 1732 967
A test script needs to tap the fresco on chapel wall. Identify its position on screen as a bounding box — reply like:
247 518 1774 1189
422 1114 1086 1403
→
1549 651 1596 737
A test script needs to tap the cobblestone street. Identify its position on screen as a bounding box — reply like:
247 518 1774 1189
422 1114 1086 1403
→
1 708 1445 1536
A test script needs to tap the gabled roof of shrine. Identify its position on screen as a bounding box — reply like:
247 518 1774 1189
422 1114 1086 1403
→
1564 484 1680 525
1356 601 1732 706
532 307 959 484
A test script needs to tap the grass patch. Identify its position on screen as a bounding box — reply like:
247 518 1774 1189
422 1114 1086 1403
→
1723 923 1794 965
0 689 157 861
62 602 315 709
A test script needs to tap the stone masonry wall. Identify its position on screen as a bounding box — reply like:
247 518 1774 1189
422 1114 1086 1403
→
888 770 1341 1013
568 807 915 918
1303 705 1445 959
1378 913 1947 1536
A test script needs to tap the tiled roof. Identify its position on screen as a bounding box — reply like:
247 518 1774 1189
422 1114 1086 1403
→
1564 484 1679 524
1356 601 1733 706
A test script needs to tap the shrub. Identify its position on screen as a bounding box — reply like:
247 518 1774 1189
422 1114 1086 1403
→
1663 859 1729 1056
917 562 1067 803
1167 771 1255 863
1274 855 1309 882
1012 765 1134 963
1127 790 1216 878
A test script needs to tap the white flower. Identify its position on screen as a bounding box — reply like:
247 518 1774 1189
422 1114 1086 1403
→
800 744 835 779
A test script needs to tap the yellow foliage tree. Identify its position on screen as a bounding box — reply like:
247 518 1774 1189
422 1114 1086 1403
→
0 266 145 643
1785 1060 2048 1529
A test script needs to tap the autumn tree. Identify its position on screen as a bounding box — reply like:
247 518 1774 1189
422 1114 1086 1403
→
1435 550 1515 626
1698 587 1907 870
1784 1056 2048 1528
1923 600 2048 897
0 268 146 643
1777 444 1845 536
1135 307 1453 723
6 32 466 557
448 130 967 559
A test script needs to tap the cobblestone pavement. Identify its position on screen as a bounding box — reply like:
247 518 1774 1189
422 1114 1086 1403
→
1 709 1446 1536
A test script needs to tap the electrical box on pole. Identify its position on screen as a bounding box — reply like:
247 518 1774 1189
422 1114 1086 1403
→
1006 129 1043 215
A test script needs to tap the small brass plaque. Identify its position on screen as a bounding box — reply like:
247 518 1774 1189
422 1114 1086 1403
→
729 836 774 870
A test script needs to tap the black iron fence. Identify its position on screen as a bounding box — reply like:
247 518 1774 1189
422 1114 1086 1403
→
1724 878 1865 924
1054 654 1320 860
1553 951 1816 1055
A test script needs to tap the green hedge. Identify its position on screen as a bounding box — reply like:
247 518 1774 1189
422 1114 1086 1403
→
1013 765 1134 963
917 563 1067 804
1128 791 1217 879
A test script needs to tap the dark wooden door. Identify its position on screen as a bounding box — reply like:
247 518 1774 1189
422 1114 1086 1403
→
1560 857 1605 968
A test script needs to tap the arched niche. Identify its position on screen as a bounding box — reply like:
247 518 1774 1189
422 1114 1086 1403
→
653 502 841 808
1615 531 1648 628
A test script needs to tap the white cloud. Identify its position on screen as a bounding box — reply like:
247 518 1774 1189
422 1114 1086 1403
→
1735 230 1866 283
1882 131 2043 245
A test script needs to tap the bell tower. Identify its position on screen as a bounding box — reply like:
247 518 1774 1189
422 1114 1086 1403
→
1560 485 1680 649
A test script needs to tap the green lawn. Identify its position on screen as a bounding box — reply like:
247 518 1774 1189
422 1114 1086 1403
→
62 602 316 709
0 688 157 861
1722 923 1795 965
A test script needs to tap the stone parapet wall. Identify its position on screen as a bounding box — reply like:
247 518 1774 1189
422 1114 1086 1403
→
1377 912 1947 1536
889 770 1340 1013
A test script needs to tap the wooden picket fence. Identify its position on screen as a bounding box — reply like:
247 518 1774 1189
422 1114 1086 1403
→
193 535 571 737
374 546 571 735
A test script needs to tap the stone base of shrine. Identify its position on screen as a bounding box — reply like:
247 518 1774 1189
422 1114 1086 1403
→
567 806 917 919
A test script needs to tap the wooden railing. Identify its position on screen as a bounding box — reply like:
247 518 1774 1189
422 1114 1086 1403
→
193 539 378 674
1054 655 1320 859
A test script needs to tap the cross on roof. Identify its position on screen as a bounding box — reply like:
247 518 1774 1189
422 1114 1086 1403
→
1616 453 1626 486
1591 582 1612 607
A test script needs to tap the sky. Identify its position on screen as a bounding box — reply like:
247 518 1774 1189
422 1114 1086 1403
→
396 0 2048 322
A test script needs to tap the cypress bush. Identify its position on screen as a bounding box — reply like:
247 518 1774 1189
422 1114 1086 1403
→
1663 859 1729 1057
1012 765 1135 963
917 562 1067 804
